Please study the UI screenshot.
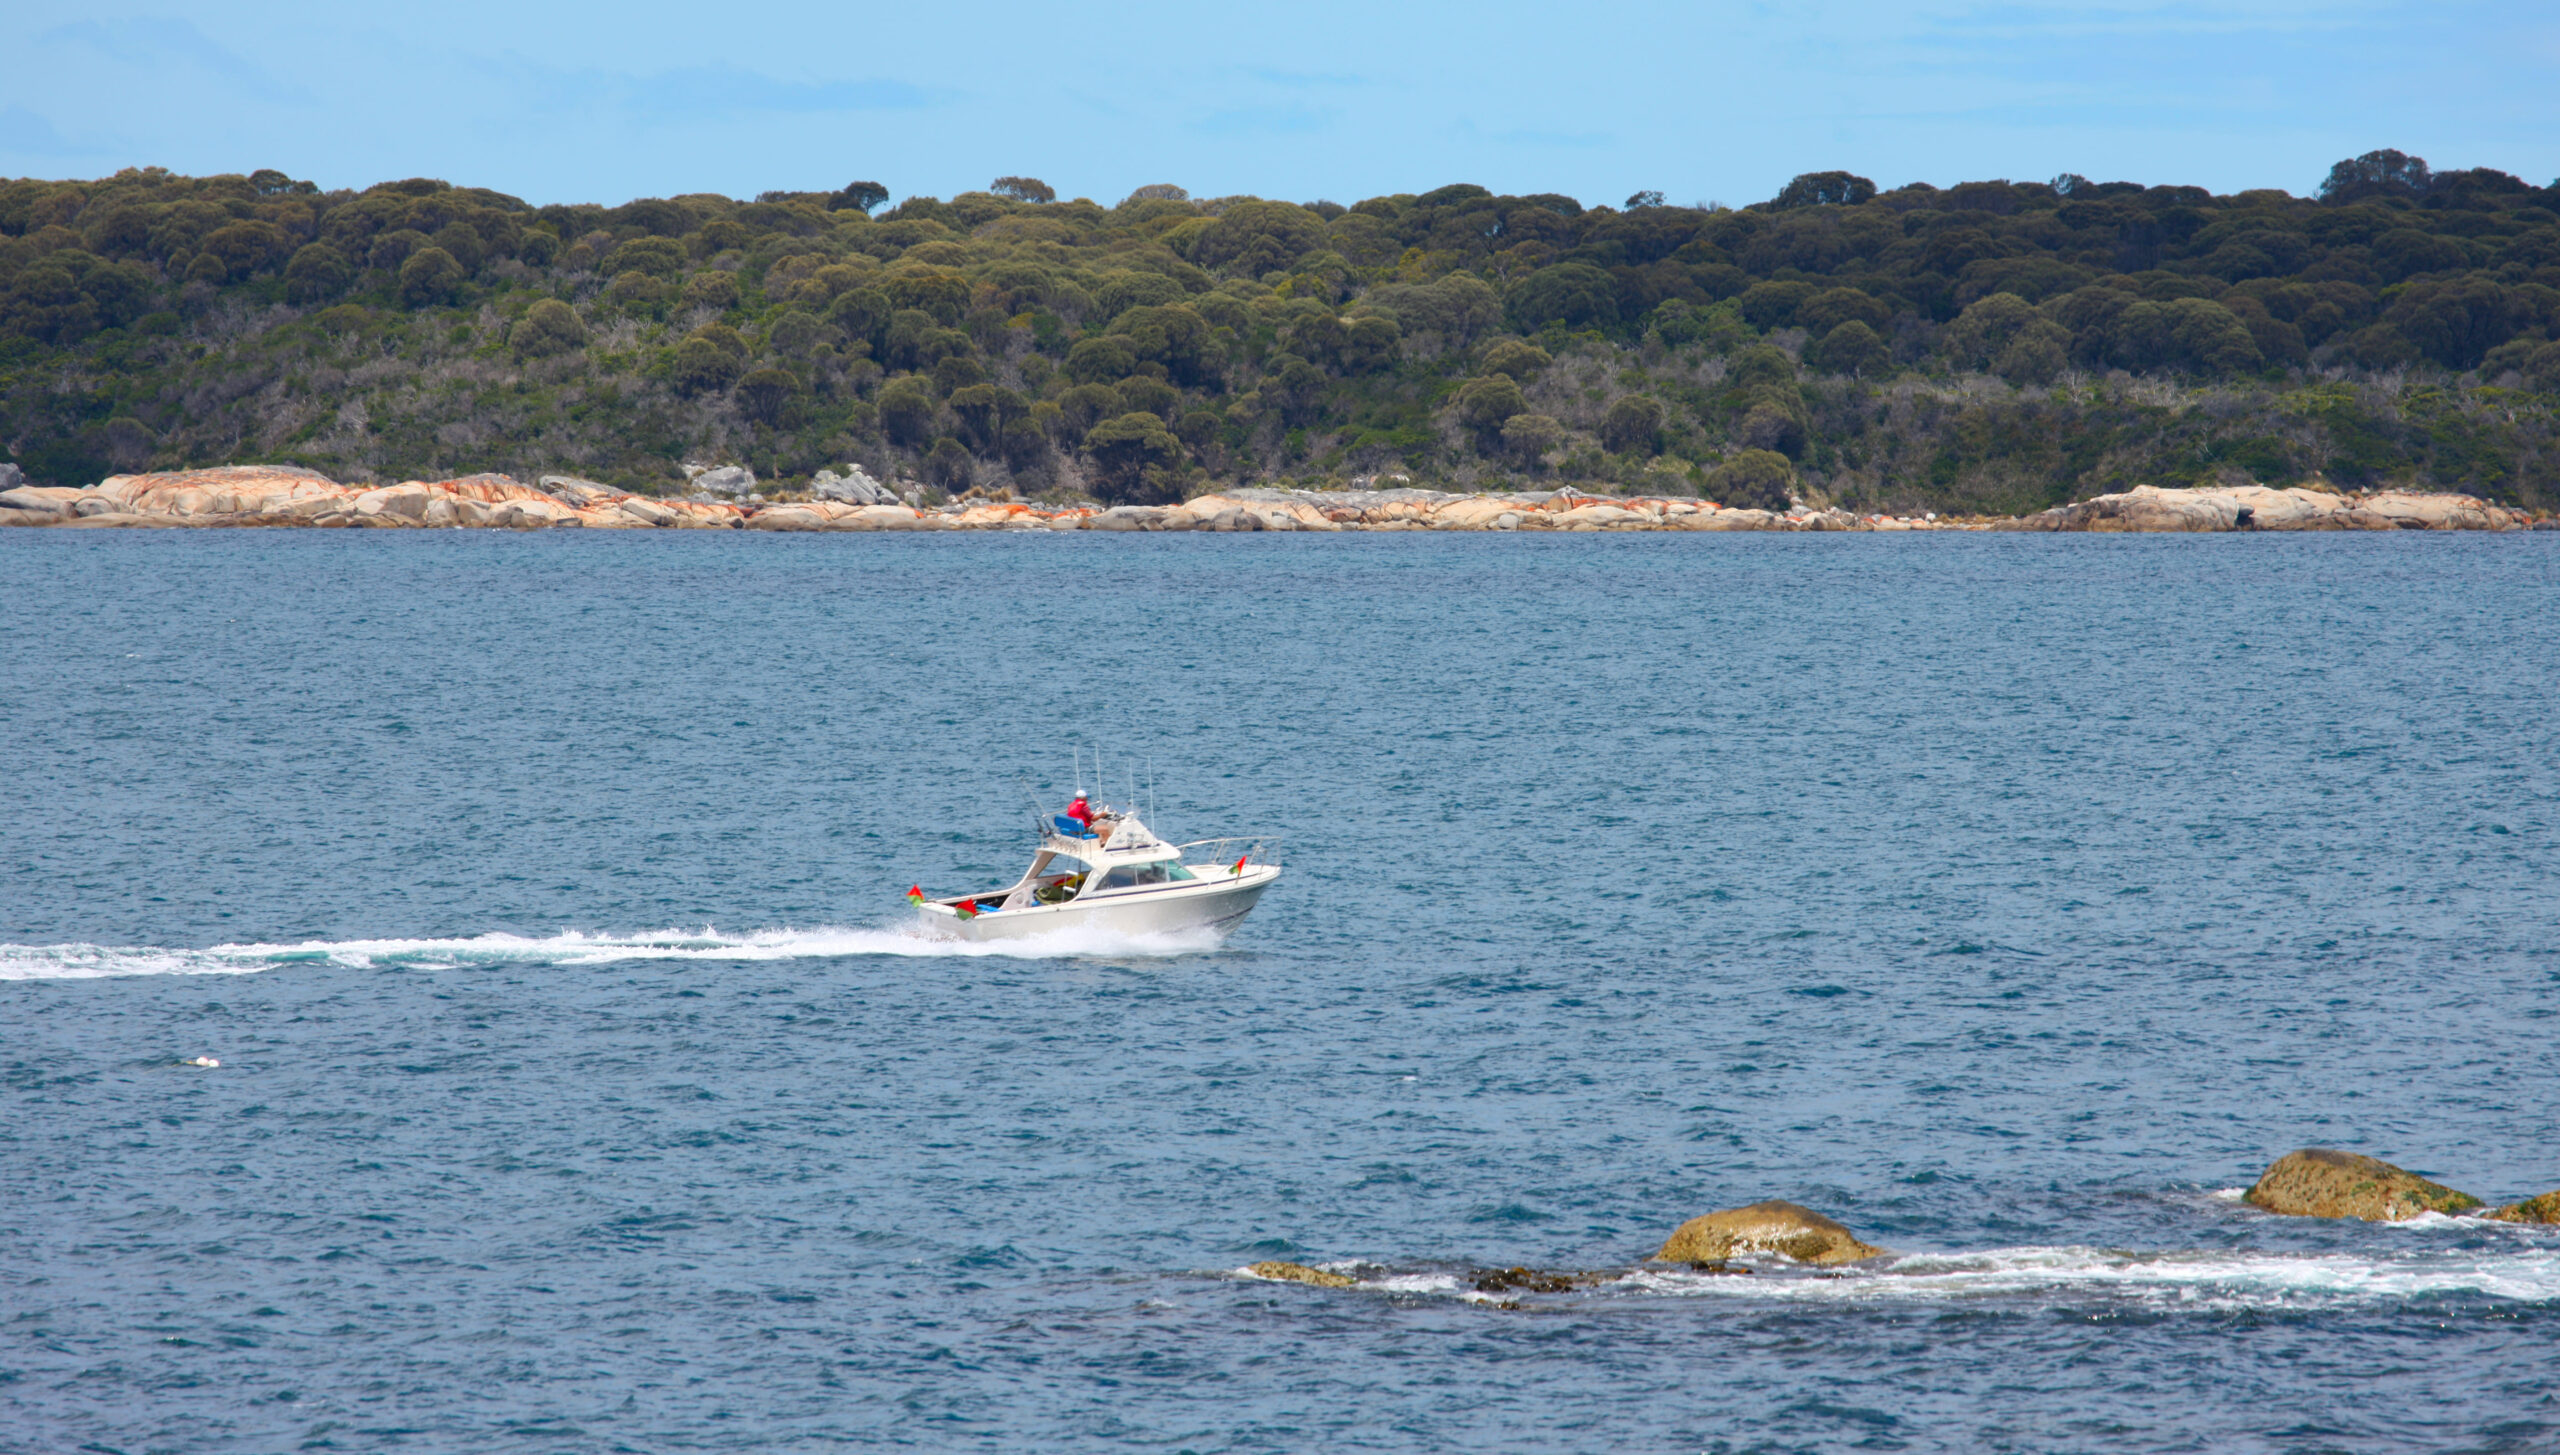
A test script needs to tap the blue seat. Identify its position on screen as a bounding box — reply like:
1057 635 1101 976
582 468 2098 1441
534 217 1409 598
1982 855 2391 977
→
1052 814 1093 837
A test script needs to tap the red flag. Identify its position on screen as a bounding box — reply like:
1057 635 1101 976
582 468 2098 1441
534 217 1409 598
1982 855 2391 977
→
907 885 925 905
956 898 979 919
1231 854 1249 876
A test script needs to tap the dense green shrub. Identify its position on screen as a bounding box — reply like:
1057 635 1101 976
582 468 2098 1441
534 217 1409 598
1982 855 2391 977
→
1478 339 1550 381
682 270 741 311
1505 263 1617 332
1501 412 1562 464
736 367 799 425
283 243 350 303
923 435 973 489
606 237 686 277
1600 395 1665 454
670 337 743 395
877 379 936 445
1809 320 1889 376
397 247 463 305
1082 411 1183 504
1191 201 1328 275
1707 449 1795 509
1455 375 1527 437
510 299 587 357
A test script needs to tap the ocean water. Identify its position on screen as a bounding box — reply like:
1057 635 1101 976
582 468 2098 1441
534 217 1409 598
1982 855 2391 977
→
2 527 2555 1454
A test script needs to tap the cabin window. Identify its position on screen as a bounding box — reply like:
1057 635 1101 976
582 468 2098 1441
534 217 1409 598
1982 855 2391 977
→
1096 861 1194 890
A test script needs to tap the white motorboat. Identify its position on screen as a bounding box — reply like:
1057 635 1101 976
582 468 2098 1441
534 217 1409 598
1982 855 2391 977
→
910 799 1280 943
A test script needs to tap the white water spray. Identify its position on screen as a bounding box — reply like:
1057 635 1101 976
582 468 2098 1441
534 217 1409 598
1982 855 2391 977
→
0 919 1229 981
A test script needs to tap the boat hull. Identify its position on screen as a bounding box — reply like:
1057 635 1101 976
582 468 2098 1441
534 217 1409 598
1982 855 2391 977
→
921 866 1279 943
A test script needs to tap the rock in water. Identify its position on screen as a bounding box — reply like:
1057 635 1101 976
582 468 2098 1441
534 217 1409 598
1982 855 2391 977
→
2485 1190 2560 1224
1471 1266 1622 1293
1246 1260 1356 1288
2243 1148 2483 1220
0 463 22 490
1655 1200 1885 1265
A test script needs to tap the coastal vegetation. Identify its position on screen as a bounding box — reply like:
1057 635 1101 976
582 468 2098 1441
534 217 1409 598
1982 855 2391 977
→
4 151 2558 512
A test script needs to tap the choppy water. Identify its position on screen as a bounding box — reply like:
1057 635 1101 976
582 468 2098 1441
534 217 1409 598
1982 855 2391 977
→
3 528 2556 1453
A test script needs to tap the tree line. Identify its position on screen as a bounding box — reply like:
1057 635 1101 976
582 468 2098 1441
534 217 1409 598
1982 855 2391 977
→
2 150 2556 513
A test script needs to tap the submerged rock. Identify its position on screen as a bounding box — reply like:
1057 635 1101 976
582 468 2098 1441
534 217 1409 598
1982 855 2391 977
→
2243 1149 2483 1220
1655 1200 1886 1265
1246 1260 1355 1288
2485 1190 2560 1224
1470 1266 1624 1293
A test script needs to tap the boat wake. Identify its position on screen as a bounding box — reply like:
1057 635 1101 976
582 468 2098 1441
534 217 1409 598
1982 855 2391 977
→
0 921 1229 981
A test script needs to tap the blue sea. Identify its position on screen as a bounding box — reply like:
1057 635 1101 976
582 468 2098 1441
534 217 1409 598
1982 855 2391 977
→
3 528 2556 1454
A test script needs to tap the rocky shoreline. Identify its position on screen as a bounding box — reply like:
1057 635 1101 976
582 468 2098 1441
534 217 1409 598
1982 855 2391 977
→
1 464 2550 534
1994 482 2543 532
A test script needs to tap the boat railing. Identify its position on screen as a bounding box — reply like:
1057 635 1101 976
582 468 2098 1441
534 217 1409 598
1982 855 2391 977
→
1177 837 1282 871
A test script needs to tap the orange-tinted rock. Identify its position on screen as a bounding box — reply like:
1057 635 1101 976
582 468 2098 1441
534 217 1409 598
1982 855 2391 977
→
93 465 350 517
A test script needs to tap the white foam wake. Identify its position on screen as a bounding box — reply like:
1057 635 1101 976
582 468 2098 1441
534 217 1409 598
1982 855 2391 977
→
1620 1242 2560 1309
0 921 1228 981
1233 1243 2560 1311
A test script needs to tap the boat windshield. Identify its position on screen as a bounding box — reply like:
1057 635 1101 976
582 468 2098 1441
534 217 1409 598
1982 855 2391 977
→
1093 861 1196 890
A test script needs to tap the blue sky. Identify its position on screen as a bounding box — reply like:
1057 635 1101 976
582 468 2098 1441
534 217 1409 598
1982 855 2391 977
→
2 1 2552 209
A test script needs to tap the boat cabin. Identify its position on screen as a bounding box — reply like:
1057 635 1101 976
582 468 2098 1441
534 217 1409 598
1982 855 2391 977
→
999 812 1196 910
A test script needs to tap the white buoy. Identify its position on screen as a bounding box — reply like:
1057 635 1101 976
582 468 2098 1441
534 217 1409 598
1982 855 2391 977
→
183 1056 220 1069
